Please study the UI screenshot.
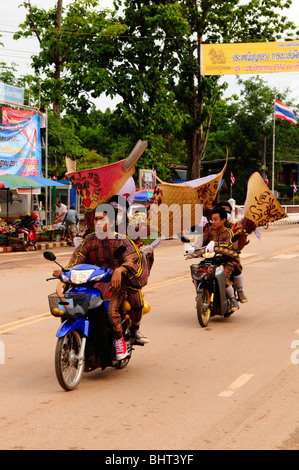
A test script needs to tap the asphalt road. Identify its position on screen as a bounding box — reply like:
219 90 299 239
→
0 223 298 450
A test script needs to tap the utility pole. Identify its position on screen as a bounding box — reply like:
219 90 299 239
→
53 0 63 120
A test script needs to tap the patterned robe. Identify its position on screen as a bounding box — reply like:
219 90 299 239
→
202 226 238 287
66 232 149 338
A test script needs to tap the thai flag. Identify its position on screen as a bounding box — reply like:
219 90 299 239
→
275 99 297 125
152 166 156 182
230 172 235 185
293 181 297 194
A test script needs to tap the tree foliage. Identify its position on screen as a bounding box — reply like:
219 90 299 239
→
12 0 299 182
205 76 299 201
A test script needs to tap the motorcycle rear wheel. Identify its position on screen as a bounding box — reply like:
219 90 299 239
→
196 288 211 327
55 330 85 391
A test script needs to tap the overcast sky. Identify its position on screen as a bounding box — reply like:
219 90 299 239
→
1 0 299 109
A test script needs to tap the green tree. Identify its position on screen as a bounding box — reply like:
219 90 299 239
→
15 0 298 181
205 76 299 201
15 0 126 118
47 110 108 178
99 0 298 179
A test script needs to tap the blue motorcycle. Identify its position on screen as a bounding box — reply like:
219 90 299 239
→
44 247 136 391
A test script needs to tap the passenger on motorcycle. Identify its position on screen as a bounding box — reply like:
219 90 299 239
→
53 203 150 360
214 201 248 303
202 207 239 312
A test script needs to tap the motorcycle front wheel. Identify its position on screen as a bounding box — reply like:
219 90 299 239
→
196 288 211 327
21 233 29 251
55 330 85 391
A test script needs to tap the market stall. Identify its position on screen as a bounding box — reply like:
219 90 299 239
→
0 175 70 247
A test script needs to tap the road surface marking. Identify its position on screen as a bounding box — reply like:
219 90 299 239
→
229 373 254 389
218 373 254 397
0 313 51 335
2 243 298 334
218 391 234 397
272 254 298 259
240 253 257 258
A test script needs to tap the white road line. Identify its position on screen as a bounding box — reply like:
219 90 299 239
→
218 391 234 397
218 373 254 398
229 373 254 389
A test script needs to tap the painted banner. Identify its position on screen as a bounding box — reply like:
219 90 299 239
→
0 114 42 177
2 107 35 124
200 41 299 76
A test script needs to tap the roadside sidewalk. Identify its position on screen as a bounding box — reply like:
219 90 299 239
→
0 240 69 253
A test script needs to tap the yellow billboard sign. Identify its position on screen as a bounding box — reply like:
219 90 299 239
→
200 41 299 76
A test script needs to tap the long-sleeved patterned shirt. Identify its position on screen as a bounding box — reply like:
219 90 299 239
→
202 225 237 250
66 232 149 288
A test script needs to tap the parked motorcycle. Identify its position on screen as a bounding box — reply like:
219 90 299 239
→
44 247 147 391
14 213 38 251
183 237 241 327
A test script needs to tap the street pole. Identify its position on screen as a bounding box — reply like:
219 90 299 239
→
45 105 48 225
272 97 276 193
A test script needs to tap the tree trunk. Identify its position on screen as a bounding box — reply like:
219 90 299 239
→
186 98 216 181
53 0 63 120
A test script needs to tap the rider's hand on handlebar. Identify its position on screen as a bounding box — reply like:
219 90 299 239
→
205 241 215 253
53 268 62 278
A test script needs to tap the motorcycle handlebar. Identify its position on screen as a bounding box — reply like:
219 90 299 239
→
185 245 240 260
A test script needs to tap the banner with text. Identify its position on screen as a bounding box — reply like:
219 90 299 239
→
0 114 41 177
200 41 299 76
2 107 35 124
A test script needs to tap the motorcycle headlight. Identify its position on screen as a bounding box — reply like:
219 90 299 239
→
70 269 95 284
90 272 106 282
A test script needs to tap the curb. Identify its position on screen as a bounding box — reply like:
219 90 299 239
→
0 241 69 253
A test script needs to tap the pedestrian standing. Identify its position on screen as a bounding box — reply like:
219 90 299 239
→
63 206 79 246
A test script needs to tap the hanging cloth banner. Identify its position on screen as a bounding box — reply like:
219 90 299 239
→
0 114 42 177
66 140 147 210
2 107 35 124
148 153 228 238
200 40 299 76
244 172 287 227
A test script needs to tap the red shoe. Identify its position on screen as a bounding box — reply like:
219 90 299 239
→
113 336 127 360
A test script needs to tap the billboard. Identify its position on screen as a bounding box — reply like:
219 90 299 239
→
200 40 299 76
0 82 24 105
0 114 42 177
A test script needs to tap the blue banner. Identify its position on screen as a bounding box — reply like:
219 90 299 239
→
0 114 42 177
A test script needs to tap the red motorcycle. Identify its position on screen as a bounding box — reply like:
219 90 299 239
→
14 213 38 251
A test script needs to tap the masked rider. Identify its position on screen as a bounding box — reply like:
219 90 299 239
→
53 203 150 360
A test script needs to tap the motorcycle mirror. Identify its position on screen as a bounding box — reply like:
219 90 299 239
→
43 251 56 262
113 246 126 259
180 236 191 244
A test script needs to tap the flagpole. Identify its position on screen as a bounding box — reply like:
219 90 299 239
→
272 96 276 193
